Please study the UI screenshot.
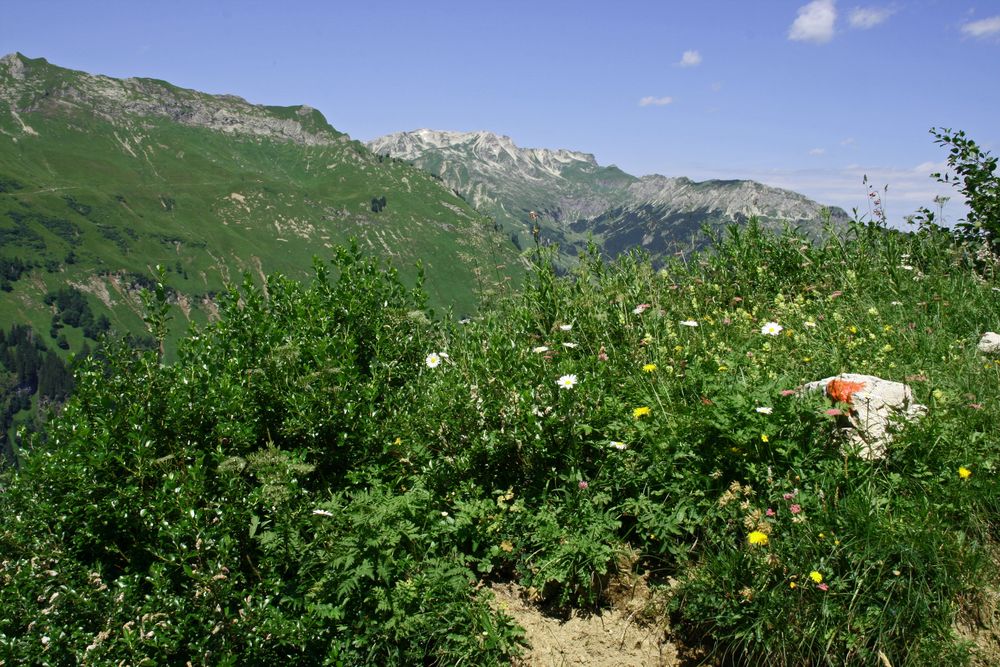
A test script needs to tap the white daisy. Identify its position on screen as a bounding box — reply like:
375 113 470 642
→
532 346 550 353
559 324 573 331
680 320 699 327
755 406 773 415
609 441 627 451
562 342 578 348
760 322 783 336
425 352 442 368
312 509 334 517
557 374 578 390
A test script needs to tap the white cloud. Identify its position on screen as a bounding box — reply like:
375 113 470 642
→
710 82 723 92
789 0 837 43
849 6 894 29
840 137 856 146
961 16 1000 38
809 148 826 156
639 96 674 107
678 50 702 67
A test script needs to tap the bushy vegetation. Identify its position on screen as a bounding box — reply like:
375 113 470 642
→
2 217 1000 664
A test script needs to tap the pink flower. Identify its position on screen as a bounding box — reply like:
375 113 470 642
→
766 508 775 517
782 490 797 500
723 317 732 325
969 403 983 410
789 504 801 514
633 303 651 315
780 389 797 397
830 291 843 299
817 582 829 591
578 480 589 490
825 408 843 416
597 346 609 362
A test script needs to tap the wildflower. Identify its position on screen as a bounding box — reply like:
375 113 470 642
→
809 570 823 584
804 320 817 328
633 406 651 419
633 303 651 314
766 508 775 517
783 490 798 500
780 389 798 397
825 408 843 416
755 406 773 415
312 509 334 517
747 531 769 546
817 582 829 591
609 441 627 451
597 346 609 362
969 403 983 410
562 342 578 348
760 322 783 336
829 290 843 299
959 466 972 479
532 346 550 353
500 540 514 553
425 352 442 368
559 323 573 331
441 511 449 517
890 301 903 306
578 480 589 490
790 504 801 514
761 434 769 443
789 581 797 589
557 374 578 390
643 363 657 373
680 319 699 327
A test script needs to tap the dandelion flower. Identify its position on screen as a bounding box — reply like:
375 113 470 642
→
747 531 769 546
557 374 578 390
609 441 627 451
425 353 442 368
809 571 823 584
959 466 972 479
642 363 657 373
532 346 550 353
755 406 773 415
633 406 651 419
761 434 769 443
680 320 699 327
760 322 783 336
559 323 573 331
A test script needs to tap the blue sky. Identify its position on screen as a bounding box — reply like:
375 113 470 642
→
2 0 998 225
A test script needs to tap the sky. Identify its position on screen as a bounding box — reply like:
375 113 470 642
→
2 0 998 226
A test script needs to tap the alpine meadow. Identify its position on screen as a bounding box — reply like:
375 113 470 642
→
2 7 1000 666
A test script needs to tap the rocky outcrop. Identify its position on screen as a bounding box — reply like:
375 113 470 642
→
803 373 927 460
1 52 344 146
978 332 1000 354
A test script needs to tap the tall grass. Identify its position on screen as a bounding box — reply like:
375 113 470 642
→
2 220 999 664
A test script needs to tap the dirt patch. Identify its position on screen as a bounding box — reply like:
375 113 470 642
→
490 582 677 667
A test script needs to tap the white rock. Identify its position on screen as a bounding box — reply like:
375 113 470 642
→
978 332 1000 354
802 373 926 460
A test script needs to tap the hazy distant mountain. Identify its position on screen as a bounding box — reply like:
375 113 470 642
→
0 54 518 350
368 129 850 263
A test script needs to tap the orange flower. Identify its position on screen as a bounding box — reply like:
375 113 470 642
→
826 378 866 405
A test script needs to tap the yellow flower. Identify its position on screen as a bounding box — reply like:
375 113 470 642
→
747 531 769 546
761 434 769 443
789 581 797 589
633 406 651 419
959 466 972 479
809 571 823 583
642 363 657 373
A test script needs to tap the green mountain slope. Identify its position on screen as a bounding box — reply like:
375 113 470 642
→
0 54 519 350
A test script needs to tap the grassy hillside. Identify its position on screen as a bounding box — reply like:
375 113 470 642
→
2 219 999 664
0 54 520 353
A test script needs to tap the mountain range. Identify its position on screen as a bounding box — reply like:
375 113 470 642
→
368 129 849 263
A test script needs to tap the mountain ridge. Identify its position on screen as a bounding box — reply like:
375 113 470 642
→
368 128 849 263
